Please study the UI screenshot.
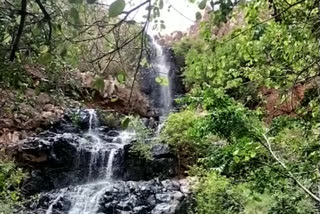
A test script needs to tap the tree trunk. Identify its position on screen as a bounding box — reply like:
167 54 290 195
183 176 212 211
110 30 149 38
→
9 0 27 61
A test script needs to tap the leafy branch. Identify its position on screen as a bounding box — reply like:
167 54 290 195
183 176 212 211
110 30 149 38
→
256 128 320 202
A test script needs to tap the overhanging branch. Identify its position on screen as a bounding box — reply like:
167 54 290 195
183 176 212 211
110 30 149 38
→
257 129 320 202
35 0 52 43
9 0 27 61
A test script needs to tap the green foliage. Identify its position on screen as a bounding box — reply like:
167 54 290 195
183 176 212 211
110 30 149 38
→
155 76 169 86
0 160 25 214
0 62 32 89
109 0 126 17
127 117 153 161
198 0 207 10
194 171 278 214
178 1 319 105
70 111 81 127
162 110 199 147
92 77 105 93
98 110 123 129
169 0 320 213
116 72 126 84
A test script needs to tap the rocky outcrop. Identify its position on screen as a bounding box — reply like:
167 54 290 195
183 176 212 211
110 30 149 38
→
0 89 67 146
9 109 189 213
6 110 117 195
20 179 190 214
78 72 154 117
123 144 178 181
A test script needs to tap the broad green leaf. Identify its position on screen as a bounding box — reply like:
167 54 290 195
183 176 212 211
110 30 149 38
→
198 0 207 10
117 72 126 84
40 45 49 54
233 149 239 155
140 58 148 67
109 0 126 17
121 117 130 129
69 0 83 4
233 156 240 163
196 11 202 21
87 0 96 3
69 8 80 24
93 77 105 93
2 33 11 44
250 152 256 158
153 7 160 18
39 53 52 65
110 96 119 102
159 0 164 9
127 20 136 25
155 76 169 86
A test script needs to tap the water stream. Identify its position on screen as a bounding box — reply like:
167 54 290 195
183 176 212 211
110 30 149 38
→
45 110 135 214
40 39 184 214
151 37 173 117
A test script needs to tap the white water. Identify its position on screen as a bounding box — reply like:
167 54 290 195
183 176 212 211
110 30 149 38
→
67 182 112 214
151 37 172 116
46 110 135 214
45 190 66 214
106 149 116 179
45 39 173 213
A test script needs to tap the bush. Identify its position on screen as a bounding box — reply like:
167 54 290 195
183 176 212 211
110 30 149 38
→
0 160 25 214
127 117 153 161
161 110 211 170
194 171 277 214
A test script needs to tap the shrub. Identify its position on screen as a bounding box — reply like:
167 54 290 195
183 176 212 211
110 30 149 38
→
194 171 278 214
0 160 25 214
127 117 153 161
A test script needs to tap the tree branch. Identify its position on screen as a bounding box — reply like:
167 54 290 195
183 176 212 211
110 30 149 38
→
9 0 27 61
35 0 52 42
223 0 306 44
258 130 320 202
128 0 151 111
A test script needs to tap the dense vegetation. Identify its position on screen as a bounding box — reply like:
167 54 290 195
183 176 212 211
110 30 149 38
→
0 161 24 213
161 0 320 213
0 0 319 213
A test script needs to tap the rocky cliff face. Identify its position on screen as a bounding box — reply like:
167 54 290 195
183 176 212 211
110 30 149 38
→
8 109 190 214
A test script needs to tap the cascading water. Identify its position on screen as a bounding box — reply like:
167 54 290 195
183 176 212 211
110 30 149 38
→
45 110 135 214
19 41 189 213
151 37 173 117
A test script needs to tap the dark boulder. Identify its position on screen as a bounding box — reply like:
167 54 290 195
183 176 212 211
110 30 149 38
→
122 144 178 181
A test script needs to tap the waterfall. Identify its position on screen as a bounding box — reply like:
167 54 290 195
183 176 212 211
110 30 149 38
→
45 109 135 214
151 37 173 117
85 110 106 181
87 109 98 133
105 149 116 179
45 190 66 214
34 42 188 213
67 182 112 214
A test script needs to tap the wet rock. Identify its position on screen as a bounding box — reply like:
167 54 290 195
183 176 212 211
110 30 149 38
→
151 144 172 158
7 109 128 195
122 144 178 181
12 109 191 214
107 130 120 137
24 179 189 214
98 180 188 214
